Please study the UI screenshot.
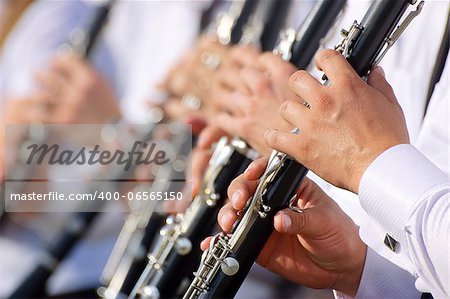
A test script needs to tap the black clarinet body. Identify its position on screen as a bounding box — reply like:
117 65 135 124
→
8 3 116 298
289 0 346 69
148 145 253 299
119 213 167 296
259 0 292 52
70 0 116 57
129 138 255 299
182 0 425 297
99 130 194 298
147 0 297 294
346 0 410 76
204 159 308 298
129 0 294 296
229 0 260 45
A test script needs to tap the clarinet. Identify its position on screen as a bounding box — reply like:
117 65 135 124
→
128 1 294 298
183 1 425 298
60 0 115 57
130 138 257 299
99 0 239 289
259 0 292 52
221 0 260 46
181 0 426 297
99 129 193 299
101 1 262 297
238 0 292 51
8 2 116 298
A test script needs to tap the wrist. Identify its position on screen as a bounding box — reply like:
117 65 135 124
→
352 141 409 193
334 244 367 297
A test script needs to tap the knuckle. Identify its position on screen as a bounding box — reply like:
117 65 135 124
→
254 77 271 94
281 63 296 76
239 118 252 137
260 52 274 61
270 131 280 148
316 49 340 65
316 92 333 110
338 72 360 89
279 100 291 118
297 210 307 231
298 139 312 159
289 70 308 85
78 77 94 94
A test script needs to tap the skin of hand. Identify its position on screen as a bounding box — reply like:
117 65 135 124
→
33 54 121 124
202 157 367 297
0 121 4 181
212 52 297 155
1 98 49 181
159 37 231 122
2 98 48 124
159 38 260 124
162 36 232 98
264 49 410 193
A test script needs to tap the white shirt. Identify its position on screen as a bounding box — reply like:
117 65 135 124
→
0 0 206 122
359 146 449 297
357 56 450 297
0 0 93 102
310 0 450 297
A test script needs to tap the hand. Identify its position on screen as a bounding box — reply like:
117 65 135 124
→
203 158 367 296
265 49 410 193
162 36 231 98
1 99 48 180
160 38 260 123
2 98 47 124
212 52 297 155
159 96 216 128
34 54 120 124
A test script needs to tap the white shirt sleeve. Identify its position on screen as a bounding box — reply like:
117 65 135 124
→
0 0 91 101
358 144 450 298
334 247 421 299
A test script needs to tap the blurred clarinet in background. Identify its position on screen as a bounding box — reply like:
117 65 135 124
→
7 1 117 298
127 1 293 299
98 125 192 299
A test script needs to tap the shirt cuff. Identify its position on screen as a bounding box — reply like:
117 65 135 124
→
334 247 421 299
358 144 447 251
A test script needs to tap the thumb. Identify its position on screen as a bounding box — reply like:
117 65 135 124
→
274 208 308 235
367 67 399 105
274 204 332 237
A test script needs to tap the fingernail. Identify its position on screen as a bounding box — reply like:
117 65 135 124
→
289 71 301 84
244 164 253 173
231 191 242 206
280 213 292 231
375 66 385 77
220 213 231 226
197 133 208 148
231 91 241 99
192 179 200 194
264 129 277 142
